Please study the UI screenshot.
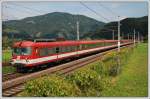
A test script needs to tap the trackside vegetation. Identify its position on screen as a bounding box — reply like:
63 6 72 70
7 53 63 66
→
2 50 12 63
101 43 148 96
18 43 148 97
2 66 16 74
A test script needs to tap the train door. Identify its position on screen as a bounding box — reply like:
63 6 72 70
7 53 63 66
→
34 47 39 58
56 47 59 61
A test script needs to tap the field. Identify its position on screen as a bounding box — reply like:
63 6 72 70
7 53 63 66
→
101 43 148 96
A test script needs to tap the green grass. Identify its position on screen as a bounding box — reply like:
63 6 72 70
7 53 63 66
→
2 50 12 62
101 43 148 96
2 66 16 74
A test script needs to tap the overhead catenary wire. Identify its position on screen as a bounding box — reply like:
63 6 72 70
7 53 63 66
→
7 3 44 15
80 2 110 22
7 3 74 25
4 5 41 39
10 3 80 40
5 5 34 15
98 3 134 40
98 3 119 17
5 3 78 40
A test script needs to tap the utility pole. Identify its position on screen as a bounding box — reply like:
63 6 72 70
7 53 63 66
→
77 21 79 40
112 30 114 40
118 16 121 52
117 16 121 74
134 29 136 46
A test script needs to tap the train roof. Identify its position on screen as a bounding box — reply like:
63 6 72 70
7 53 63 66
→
13 40 120 47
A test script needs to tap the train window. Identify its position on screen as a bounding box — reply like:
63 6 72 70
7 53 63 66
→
61 46 68 53
73 46 77 51
77 46 79 50
48 48 55 55
72 46 75 51
70 46 74 52
98 43 101 47
68 46 71 52
83 45 85 49
81 44 84 49
39 48 49 56
35 48 38 54
79 45 82 50
13 47 32 55
61 46 67 53
60 46 77 52
70 46 72 52
56 47 59 53
66 46 70 52
61 46 65 53
75 46 78 51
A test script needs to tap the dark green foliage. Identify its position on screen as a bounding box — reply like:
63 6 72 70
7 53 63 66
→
92 16 148 40
24 75 80 96
101 47 132 76
90 61 105 75
3 12 104 40
2 66 16 74
67 68 103 96
2 50 12 62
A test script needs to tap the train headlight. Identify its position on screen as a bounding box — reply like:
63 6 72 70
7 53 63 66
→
10 60 14 65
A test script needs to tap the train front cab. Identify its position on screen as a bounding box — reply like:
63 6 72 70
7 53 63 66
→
11 46 35 72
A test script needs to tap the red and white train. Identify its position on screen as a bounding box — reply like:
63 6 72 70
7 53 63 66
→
11 39 132 71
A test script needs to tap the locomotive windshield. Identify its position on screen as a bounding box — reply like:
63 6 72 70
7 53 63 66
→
13 47 31 55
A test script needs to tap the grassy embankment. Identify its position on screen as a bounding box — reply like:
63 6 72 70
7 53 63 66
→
101 43 148 96
18 43 148 96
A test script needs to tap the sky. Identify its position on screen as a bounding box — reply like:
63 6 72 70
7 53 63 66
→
2 1 148 23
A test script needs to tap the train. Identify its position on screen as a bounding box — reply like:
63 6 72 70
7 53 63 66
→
11 39 132 72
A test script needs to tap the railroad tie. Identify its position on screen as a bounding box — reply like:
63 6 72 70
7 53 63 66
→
3 85 25 97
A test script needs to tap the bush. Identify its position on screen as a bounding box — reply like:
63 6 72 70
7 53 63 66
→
23 75 80 96
102 51 116 62
67 68 103 96
101 48 132 77
89 61 105 75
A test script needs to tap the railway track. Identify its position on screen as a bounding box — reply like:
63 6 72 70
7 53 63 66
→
2 73 26 82
2 42 133 97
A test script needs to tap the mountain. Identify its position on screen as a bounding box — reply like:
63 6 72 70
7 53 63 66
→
91 16 148 40
3 12 105 40
2 12 148 41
